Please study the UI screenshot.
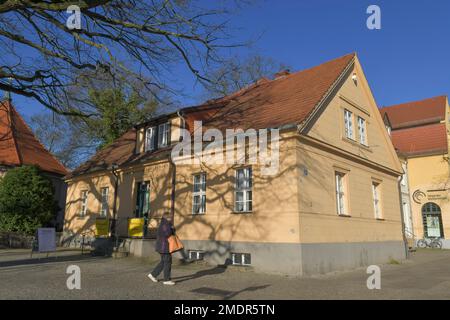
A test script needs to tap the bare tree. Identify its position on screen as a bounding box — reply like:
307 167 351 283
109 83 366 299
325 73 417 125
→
0 0 243 116
202 55 290 99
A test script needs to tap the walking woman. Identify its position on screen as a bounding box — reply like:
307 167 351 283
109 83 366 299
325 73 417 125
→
148 212 176 285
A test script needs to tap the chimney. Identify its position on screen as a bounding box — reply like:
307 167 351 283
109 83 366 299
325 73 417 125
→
274 69 290 80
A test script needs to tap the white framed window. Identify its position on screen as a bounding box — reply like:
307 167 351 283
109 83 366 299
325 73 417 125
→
235 167 252 212
188 250 205 261
372 182 382 219
100 187 109 217
145 126 156 151
357 116 367 145
335 172 348 216
192 173 206 214
231 253 251 266
344 109 354 140
80 190 88 216
158 122 170 148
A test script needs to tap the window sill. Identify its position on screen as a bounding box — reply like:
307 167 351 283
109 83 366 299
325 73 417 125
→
338 213 351 218
375 218 385 221
232 211 253 214
342 137 372 151
192 213 206 216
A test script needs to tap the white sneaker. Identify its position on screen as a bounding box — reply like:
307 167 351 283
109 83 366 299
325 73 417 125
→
147 273 158 282
163 280 175 285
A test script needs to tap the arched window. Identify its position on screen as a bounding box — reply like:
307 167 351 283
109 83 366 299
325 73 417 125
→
422 202 444 238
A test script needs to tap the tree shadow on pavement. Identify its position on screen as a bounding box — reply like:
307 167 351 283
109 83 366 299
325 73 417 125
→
172 264 229 283
190 284 271 300
0 253 108 268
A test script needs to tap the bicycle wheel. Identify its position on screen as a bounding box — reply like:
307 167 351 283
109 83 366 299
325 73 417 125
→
431 240 442 249
417 239 427 248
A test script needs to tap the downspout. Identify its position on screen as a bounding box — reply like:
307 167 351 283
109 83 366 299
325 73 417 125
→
111 163 119 247
169 110 185 221
397 175 410 259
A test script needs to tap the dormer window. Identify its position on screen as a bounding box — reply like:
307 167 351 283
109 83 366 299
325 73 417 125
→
158 122 170 148
145 126 156 152
143 121 171 153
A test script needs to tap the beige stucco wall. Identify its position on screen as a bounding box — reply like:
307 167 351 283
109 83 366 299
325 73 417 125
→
408 154 450 239
296 139 403 243
174 131 300 244
301 59 403 244
64 57 404 248
64 173 116 237
64 160 173 238
308 61 401 174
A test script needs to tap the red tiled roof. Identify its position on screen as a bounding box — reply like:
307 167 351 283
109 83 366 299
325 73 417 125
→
391 123 448 156
380 96 447 129
67 128 137 178
0 100 68 175
69 53 356 178
196 53 356 131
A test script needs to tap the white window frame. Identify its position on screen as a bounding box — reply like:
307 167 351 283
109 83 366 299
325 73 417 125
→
335 172 347 216
145 126 156 152
235 167 252 213
100 187 109 217
231 253 251 266
357 116 367 145
192 173 206 215
80 190 88 216
188 250 205 261
158 122 170 148
372 182 383 219
344 109 354 140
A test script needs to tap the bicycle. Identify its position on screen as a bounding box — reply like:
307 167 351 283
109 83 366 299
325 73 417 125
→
417 238 443 249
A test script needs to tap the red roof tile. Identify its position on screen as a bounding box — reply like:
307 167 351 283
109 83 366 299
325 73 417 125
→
380 96 447 129
0 100 68 175
69 53 356 178
391 123 448 156
197 53 356 131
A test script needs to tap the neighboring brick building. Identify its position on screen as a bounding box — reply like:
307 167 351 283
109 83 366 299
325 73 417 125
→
0 99 68 230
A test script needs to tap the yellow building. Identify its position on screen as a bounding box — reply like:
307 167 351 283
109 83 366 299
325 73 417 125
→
64 53 406 275
381 96 450 247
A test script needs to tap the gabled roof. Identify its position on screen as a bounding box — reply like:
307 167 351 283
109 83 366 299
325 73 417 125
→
0 100 68 176
380 95 447 129
68 53 357 179
194 53 356 132
380 95 449 157
390 123 448 157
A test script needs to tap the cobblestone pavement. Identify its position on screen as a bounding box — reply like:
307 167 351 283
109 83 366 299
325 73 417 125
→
0 248 449 299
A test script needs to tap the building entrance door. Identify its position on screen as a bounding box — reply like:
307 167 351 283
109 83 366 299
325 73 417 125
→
422 202 444 238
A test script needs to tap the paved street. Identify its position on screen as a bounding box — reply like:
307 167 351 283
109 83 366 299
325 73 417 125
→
0 248 449 299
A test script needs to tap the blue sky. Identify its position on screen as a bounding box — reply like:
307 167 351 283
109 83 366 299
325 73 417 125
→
10 0 450 120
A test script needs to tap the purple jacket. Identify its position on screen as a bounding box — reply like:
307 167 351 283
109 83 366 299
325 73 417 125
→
155 218 174 254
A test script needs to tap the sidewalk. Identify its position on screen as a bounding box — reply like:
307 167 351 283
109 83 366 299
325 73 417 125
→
0 248 449 299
